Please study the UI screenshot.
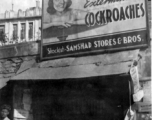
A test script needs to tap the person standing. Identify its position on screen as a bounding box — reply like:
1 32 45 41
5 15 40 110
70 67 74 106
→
0 105 11 120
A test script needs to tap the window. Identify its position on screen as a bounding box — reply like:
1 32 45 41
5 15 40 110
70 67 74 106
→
21 23 26 40
29 23 33 39
0 25 5 43
13 24 18 41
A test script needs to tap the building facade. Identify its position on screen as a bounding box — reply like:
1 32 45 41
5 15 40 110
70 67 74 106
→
0 0 151 120
0 0 41 46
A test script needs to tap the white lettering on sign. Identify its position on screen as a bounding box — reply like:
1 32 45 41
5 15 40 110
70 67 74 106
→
123 35 142 44
47 47 65 54
66 42 92 52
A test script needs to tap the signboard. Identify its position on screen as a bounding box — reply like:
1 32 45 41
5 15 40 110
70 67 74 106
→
41 0 149 60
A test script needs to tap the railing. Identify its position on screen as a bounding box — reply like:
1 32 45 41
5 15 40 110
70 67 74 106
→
0 38 40 46
0 33 41 47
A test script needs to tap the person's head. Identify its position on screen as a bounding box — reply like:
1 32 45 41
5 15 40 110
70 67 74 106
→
0 105 11 118
47 0 72 14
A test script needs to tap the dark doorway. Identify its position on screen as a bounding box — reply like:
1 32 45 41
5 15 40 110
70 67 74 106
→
32 75 130 120
0 83 13 120
0 25 5 43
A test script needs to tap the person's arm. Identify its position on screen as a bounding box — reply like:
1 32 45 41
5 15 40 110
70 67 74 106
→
66 9 88 25
43 22 72 29
43 22 52 29
66 20 85 25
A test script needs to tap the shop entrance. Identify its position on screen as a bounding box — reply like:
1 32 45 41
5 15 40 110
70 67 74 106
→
32 75 130 120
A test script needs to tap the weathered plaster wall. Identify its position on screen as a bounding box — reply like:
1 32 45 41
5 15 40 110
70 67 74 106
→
0 41 40 59
0 0 151 80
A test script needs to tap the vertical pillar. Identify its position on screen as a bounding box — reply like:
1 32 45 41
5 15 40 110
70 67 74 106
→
5 22 8 41
38 19 41 40
9 22 13 42
32 20 35 41
36 19 41 41
25 20 29 42
34 19 38 41
10 82 14 120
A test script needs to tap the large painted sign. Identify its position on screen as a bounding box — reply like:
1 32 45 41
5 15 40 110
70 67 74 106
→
41 0 149 60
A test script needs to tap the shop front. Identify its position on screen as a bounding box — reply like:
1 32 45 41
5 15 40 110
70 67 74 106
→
10 75 130 120
8 49 141 120
0 0 150 120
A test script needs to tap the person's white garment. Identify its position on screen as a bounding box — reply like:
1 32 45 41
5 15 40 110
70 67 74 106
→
14 109 26 119
4 117 10 120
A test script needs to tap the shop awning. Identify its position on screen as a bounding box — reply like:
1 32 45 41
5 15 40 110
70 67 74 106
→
11 50 139 80
0 78 9 89
11 61 132 80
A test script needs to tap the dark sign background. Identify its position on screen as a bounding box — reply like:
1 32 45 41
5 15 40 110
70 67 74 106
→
42 29 148 59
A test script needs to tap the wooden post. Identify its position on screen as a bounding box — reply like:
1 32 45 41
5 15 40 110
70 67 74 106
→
8 81 14 120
